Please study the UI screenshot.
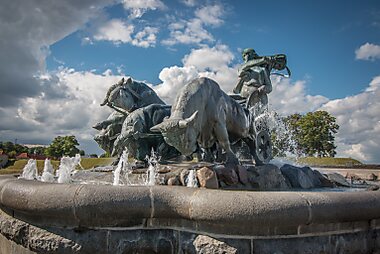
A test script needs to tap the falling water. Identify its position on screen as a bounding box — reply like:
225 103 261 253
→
253 107 299 159
113 149 128 186
41 158 54 182
146 149 160 186
186 169 198 188
19 159 38 180
56 154 82 184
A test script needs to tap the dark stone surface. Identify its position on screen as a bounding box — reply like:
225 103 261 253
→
280 164 328 189
214 165 239 186
1 211 380 254
249 164 290 190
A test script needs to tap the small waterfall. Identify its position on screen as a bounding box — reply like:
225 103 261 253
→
41 159 55 182
186 169 198 188
56 154 82 184
19 159 38 180
252 107 299 159
113 150 128 186
145 149 160 186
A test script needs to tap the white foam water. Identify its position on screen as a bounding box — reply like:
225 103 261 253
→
41 158 54 182
186 169 198 188
19 159 38 180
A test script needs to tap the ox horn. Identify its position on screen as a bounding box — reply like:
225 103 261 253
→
178 111 198 128
150 122 166 133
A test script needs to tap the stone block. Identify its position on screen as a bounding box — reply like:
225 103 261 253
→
196 167 219 189
214 165 239 186
235 165 248 185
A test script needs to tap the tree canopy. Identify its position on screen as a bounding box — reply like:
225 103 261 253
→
45 135 81 158
296 111 339 157
272 110 339 157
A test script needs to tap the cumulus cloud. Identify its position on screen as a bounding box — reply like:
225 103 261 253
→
355 42 380 61
94 19 134 45
122 0 166 18
0 68 122 153
132 26 159 48
0 0 112 107
154 44 328 113
181 0 197 7
320 75 380 163
162 4 225 46
270 76 329 115
93 19 159 47
154 44 237 103
195 5 224 26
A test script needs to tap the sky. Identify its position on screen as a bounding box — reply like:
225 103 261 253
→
0 0 379 163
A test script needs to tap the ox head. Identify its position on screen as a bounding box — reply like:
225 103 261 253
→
150 111 198 156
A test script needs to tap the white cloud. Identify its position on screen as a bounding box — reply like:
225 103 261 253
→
270 76 329 115
153 44 237 103
355 42 380 61
162 4 225 46
155 65 200 103
195 4 224 26
0 0 112 107
319 75 380 163
183 44 234 71
132 26 159 48
94 19 134 45
93 19 158 47
0 69 123 154
181 0 197 7
162 18 214 46
122 0 166 18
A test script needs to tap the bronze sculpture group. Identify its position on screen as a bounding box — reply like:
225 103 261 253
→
93 48 290 166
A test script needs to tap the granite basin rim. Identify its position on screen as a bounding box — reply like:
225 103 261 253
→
0 175 380 236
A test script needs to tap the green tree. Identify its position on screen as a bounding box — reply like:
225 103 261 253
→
45 136 80 158
291 111 339 157
28 146 47 155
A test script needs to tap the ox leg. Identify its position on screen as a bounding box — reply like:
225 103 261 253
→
214 124 239 165
242 138 264 166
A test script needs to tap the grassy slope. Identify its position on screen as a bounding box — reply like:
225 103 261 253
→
296 157 362 167
0 158 115 175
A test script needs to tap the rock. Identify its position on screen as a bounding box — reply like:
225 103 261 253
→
280 164 316 189
196 167 219 189
167 176 180 186
180 169 190 186
249 164 290 190
367 173 378 181
193 235 237 254
345 173 362 181
214 165 239 186
313 170 334 187
367 185 380 191
326 173 351 187
235 165 248 185
300 166 323 187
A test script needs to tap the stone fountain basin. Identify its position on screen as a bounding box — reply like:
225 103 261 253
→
1 174 380 253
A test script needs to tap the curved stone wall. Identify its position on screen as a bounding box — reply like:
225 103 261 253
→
1 175 380 253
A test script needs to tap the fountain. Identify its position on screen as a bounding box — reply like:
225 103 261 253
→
1 53 380 253
18 159 38 180
40 158 54 182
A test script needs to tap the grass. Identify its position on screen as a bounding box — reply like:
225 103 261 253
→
0 157 115 175
296 157 363 167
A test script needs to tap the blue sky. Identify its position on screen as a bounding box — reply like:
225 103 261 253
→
1 0 380 162
46 0 380 99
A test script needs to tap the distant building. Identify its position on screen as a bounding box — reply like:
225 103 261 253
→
22 144 48 148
